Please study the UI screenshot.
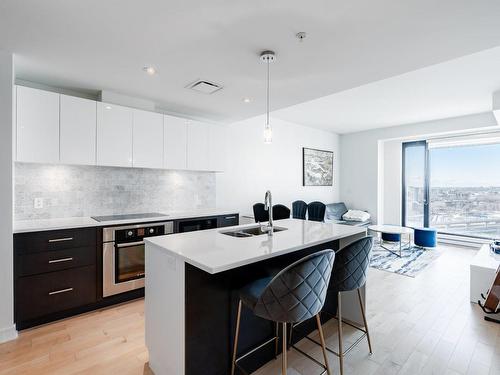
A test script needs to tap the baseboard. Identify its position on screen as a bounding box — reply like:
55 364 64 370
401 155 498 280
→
0 324 18 343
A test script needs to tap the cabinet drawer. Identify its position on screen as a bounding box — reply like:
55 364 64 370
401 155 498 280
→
17 246 96 277
16 265 97 322
14 227 96 254
217 214 239 228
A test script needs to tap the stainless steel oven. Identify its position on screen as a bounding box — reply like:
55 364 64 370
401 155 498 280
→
102 221 174 297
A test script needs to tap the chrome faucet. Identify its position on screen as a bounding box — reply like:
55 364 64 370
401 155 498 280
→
263 190 273 235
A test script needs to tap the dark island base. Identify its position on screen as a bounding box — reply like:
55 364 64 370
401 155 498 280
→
185 240 340 375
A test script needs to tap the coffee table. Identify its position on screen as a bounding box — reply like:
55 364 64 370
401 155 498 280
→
368 225 413 257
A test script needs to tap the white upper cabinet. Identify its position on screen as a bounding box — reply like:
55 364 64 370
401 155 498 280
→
15 86 222 172
96 102 133 167
60 95 97 165
132 109 164 169
187 121 210 171
164 114 187 170
209 125 227 172
16 86 60 163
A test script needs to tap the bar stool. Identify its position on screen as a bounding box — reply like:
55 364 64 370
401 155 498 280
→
231 249 335 375
292 236 374 375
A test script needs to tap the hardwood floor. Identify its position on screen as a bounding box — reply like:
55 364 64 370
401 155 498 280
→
1 244 497 375
0 299 151 375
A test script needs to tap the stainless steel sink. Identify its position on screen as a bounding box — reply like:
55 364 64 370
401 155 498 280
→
220 225 287 238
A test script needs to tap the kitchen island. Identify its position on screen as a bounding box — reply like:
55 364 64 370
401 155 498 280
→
145 218 367 375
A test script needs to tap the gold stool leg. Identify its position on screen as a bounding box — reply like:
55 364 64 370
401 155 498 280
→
231 300 242 375
282 323 288 375
357 288 373 354
338 292 344 375
275 322 279 358
316 314 332 375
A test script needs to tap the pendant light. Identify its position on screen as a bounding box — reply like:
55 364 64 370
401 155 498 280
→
260 51 275 144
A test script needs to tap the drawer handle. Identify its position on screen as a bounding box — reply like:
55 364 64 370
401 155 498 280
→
116 241 145 248
48 257 74 264
225 216 236 220
48 237 74 243
48 287 74 296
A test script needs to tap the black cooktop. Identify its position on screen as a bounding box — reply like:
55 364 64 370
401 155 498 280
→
91 212 167 222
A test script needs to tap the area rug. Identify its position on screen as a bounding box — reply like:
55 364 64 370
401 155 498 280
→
369 241 442 277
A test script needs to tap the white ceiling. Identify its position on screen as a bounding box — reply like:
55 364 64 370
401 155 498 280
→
273 46 500 133
1 1 500 124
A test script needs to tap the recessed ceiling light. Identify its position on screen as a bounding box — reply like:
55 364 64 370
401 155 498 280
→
143 66 157 75
242 98 251 103
105 105 112 110
296 32 307 42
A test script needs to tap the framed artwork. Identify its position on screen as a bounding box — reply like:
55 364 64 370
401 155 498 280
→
302 147 334 186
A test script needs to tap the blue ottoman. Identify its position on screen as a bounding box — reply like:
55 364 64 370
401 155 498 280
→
381 232 401 242
414 228 437 248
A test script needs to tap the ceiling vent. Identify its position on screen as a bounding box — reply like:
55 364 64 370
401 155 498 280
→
186 80 223 94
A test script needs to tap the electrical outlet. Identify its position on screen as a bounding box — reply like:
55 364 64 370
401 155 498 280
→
34 197 44 209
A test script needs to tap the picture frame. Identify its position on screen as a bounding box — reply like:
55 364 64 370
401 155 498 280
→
302 147 334 186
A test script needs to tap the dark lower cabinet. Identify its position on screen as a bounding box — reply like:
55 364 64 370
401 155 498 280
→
13 213 239 330
14 227 99 330
17 246 96 277
15 227 97 254
16 265 97 322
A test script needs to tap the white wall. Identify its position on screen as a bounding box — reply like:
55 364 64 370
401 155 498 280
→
217 115 340 216
340 112 499 224
0 50 16 343
381 139 403 225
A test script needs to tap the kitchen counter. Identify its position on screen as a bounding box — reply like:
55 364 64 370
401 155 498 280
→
13 208 239 233
145 219 367 375
146 218 366 274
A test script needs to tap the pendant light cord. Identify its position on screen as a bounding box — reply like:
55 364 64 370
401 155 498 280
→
266 57 270 126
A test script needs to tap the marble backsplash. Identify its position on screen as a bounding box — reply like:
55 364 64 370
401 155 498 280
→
14 163 216 220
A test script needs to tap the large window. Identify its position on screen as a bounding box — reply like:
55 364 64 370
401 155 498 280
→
402 141 429 228
403 136 500 239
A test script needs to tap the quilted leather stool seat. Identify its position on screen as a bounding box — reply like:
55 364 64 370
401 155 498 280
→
232 250 335 375
239 276 273 309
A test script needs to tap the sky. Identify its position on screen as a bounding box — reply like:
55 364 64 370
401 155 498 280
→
406 143 500 188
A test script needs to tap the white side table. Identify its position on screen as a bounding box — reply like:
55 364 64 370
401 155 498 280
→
470 244 500 304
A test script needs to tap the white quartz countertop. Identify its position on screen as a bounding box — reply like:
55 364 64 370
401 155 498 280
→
145 218 366 274
13 209 239 233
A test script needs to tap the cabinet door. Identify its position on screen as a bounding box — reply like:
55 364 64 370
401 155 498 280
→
16 86 59 163
164 115 187 170
60 95 97 165
187 121 210 171
209 125 227 172
96 102 133 167
133 109 163 169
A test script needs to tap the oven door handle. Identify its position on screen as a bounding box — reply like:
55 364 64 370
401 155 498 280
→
116 241 145 248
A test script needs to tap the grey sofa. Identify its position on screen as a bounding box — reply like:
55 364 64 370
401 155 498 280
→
325 202 371 227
